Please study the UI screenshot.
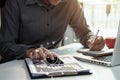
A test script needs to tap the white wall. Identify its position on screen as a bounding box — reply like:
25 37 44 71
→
83 2 120 38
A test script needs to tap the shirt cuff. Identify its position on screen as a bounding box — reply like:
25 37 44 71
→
80 32 94 48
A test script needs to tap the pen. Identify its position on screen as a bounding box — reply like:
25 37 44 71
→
92 30 99 43
90 30 100 49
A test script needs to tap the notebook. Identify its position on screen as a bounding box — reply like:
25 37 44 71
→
74 21 120 67
77 48 113 57
25 55 92 79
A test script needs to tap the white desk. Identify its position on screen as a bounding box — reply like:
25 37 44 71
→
0 43 120 80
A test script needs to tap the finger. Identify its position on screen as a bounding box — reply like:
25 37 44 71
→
38 48 46 60
90 41 105 51
90 36 105 50
50 52 58 57
47 52 55 60
28 52 34 59
86 38 95 48
43 48 55 60
94 36 105 48
32 49 40 60
94 36 104 44
89 36 101 49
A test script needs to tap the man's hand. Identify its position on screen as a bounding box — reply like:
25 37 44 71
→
25 48 57 60
86 36 105 51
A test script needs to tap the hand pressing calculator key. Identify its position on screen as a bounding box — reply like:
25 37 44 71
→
32 57 64 65
46 57 64 65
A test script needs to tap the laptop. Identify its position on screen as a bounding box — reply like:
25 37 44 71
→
74 21 120 67
25 55 91 79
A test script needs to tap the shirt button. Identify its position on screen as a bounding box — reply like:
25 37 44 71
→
46 42 50 45
40 44 44 48
52 41 56 44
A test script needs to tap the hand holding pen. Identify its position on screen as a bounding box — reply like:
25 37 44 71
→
87 30 105 51
90 30 100 49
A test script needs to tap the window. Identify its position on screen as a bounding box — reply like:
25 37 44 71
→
79 0 120 37
63 0 120 45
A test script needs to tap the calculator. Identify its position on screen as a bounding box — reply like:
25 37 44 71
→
25 56 91 78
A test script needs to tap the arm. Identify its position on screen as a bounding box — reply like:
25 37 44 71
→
69 0 93 48
0 0 31 62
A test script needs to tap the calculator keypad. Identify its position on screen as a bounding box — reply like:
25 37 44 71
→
33 61 83 72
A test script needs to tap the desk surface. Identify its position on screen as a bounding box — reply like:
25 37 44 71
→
0 43 120 80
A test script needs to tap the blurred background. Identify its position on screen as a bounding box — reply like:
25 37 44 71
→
64 0 120 45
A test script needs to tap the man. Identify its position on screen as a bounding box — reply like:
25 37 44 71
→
0 0 105 63
0 0 5 8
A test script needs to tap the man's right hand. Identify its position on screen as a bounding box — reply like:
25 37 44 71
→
86 36 105 51
25 48 57 60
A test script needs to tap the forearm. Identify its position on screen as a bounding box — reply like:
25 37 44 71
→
80 32 94 48
0 42 32 62
69 0 94 47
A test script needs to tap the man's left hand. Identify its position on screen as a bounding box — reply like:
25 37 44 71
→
86 36 105 51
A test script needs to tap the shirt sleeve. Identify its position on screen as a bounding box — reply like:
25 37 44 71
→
0 0 32 62
69 0 94 48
